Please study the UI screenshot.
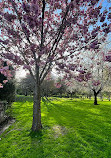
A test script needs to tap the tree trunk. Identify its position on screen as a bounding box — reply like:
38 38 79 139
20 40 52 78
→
71 93 73 99
32 84 42 131
94 93 98 105
89 96 91 100
60 92 62 98
108 93 110 101
93 88 102 105
108 95 110 101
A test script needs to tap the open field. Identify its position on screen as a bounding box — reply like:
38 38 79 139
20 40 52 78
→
0 96 111 158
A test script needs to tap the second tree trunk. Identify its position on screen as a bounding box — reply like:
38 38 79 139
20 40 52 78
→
32 84 42 131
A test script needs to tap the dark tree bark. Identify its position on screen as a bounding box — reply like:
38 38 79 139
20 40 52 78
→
32 83 42 131
108 95 110 101
108 93 110 101
67 93 69 98
94 92 98 105
93 88 102 105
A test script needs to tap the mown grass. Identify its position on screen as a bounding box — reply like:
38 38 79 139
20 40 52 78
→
0 96 111 158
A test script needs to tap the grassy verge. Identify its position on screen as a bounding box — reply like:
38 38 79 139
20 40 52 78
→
0 97 111 158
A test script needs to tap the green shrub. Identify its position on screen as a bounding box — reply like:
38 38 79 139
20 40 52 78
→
0 70 15 105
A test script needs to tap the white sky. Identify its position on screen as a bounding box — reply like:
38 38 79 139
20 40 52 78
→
15 66 58 82
15 67 27 81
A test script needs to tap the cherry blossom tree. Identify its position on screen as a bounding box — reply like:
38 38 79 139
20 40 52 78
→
72 49 111 105
0 0 111 131
103 50 111 100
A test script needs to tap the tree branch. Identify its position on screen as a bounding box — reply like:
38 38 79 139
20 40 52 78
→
40 2 71 79
40 62 52 83
40 0 45 51
9 0 37 63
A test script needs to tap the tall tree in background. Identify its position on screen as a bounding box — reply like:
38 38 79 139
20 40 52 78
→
73 49 111 105
0 0 111 131
17 74 34 96
16 73 56 97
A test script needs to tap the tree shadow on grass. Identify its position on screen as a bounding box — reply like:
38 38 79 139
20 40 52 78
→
43 100 94 126
42 100 111 157
15 95 33 102
23 130 45 158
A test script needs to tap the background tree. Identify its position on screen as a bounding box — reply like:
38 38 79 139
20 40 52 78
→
41 79 56 97
65 78 92 99
55 77 67 98
0 0 111 131
17 74 34 96
17 73 57 97
73 49 111 105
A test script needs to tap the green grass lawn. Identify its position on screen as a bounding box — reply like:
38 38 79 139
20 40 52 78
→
0 97 111 158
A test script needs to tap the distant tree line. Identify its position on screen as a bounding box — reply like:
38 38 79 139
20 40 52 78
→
16 74 111 100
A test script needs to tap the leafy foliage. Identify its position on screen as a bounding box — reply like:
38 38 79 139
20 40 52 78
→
0 73 15 104
0 62 15 104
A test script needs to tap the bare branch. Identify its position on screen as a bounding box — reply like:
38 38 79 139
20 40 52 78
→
40 0 45 50
40 2 72 79
9 0 37 62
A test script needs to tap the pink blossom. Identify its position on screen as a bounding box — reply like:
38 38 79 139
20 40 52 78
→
0 83 3 88
23 65 31 70
104 52 111 62
3 80 8 84
55 83 61 88
92 80 100 86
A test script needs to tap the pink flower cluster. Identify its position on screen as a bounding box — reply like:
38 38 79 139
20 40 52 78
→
55 83 62 88
92 80 100 86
